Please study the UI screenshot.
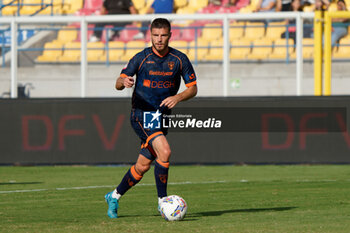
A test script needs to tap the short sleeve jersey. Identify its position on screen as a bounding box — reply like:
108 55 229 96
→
120 47 197 112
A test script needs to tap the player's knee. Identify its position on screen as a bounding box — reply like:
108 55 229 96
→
159 147 171 160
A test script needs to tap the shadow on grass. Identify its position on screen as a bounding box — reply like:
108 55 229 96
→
0 181 43 185
189 207 297 217
114 207 296 220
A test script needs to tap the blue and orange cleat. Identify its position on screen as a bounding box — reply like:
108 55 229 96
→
105 192 119 218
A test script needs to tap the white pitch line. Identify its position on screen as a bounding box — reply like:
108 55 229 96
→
2 179 346 194
0 189 48 194
0 180 229 194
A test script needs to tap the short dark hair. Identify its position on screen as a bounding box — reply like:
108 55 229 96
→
150 18 171 32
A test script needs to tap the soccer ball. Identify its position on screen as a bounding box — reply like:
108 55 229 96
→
160 195 187 221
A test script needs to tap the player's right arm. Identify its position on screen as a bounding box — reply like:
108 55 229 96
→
115 75 134 90
115 54 140 90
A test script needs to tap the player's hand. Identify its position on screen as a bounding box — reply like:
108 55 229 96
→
160 96 180 109
123 77 134 88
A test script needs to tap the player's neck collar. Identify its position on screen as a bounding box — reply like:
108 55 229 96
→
152 46 169 58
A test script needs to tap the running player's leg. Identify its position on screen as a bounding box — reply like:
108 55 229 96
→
105 154 152 218
150 135 171 202
116 154 152 196
114 108 154 198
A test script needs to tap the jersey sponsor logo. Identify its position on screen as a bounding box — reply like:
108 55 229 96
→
144 110 161 129
143 79 176 88
146 61 155 64
189 73 195 80
149 70 173 76
168 61 175 70
143 79 151 87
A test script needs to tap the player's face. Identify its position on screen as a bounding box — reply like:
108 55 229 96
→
151 27 171 55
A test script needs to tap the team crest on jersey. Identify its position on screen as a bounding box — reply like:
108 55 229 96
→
168 61 175 70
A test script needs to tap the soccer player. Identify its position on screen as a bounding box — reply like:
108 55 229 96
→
104 18 197 218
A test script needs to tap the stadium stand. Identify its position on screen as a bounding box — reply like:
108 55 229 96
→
132 0 145 11
328 2 338 12
230 39 251 59
61 0 83 14
78 25 95 42
200 23 223 42
52 26 78 43
7 0 347 65
198 4 217 13
333 36 350 58
236 0 250 8
205 38 223 60
239 0 260 13
117 24 142 42
20 0 46 15
221 5 238 13
246 38 273 60
187 0 209 12
301 38 315 59
176 5 197 14
229 21 245 41
187 38 210 61
265 21 288 41
174 0 188 9
180 22 203 42
197 0 248 13
269 38 294 59
38 0 64 15
169 40 189 53
169 25 182 41
97 25 115 42
87 41 105 62
244 22 266 41
36 41 64 62
290 38 314 59
346 0 350 10
119 41 147 61
99 41 125 62
57 41 81 62
1 0 20 15
75 0 102 15
302 5 314 12
143 29 152 42
1 0 82 16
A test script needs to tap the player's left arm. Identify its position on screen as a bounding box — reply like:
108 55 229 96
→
161 54 197 109
160 85 197 109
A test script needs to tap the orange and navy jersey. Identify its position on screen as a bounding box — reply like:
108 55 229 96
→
121 46 197 111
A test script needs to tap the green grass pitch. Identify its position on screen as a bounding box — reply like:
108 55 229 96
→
1 165 350 233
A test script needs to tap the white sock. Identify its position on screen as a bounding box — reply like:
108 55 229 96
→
112 189 121 200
